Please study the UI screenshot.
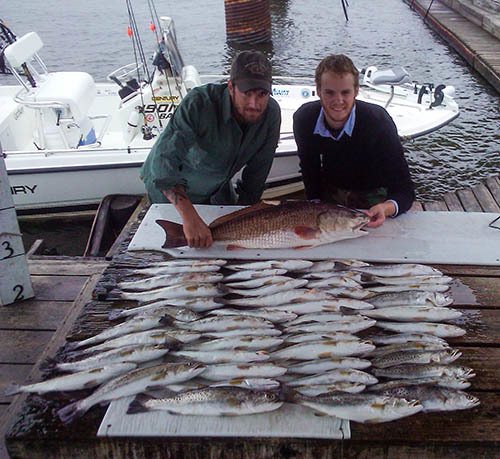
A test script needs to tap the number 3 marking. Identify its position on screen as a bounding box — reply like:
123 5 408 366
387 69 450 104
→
2 241 15 259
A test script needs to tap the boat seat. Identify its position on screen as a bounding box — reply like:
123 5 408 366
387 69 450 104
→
369 67 411 85
4 32 98 149
32 71 96 122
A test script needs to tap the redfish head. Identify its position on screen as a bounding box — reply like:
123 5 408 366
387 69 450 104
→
319 207 371 233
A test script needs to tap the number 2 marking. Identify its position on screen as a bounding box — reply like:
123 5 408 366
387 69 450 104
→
13 284 25 301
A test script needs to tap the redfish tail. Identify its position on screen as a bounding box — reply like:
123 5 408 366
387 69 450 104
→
155 219 187 248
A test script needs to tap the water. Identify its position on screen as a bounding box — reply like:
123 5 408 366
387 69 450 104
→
2 0 499 254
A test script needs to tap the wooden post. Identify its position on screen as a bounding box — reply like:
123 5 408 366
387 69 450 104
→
224 0 272 44
0 143 34 306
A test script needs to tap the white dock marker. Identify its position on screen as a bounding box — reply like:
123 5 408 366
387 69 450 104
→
0 144 34 306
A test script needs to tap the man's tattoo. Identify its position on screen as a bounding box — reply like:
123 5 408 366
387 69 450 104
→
165 185 188 205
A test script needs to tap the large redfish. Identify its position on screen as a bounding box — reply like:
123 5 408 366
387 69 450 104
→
156 201 370 250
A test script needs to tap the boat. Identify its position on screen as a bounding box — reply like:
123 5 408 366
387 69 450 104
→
0 16 459 213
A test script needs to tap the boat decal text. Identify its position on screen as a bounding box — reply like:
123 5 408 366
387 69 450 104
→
272 88 289 97
10 185 37 195
143 103 177 120
152 95 180 102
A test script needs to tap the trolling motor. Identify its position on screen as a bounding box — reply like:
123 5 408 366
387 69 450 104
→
430 84 446 108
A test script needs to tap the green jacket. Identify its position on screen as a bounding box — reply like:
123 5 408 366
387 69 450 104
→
140 83 281 205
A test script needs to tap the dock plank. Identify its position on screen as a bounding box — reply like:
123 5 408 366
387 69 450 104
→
443 191 465 211
447 309 499 346
0 330 54 365
485 176 500 206
457 188 483 212
31 276 89 302
28 258 107 276
0 301 72 330
0 365 32 404
423 200 449 211
458 347 500 391
452 276 500 308
472 182 500 212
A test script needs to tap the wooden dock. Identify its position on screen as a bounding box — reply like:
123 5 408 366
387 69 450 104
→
406 0 500 92
1 176 499 458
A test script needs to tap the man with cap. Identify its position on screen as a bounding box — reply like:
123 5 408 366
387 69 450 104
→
141 51 281 248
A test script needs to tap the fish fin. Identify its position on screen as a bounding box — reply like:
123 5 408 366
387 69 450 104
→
159 316 174 326
339 306 357 315
155 219 188 249
39 357 57 372
57 401 86 424
4 384 22 396
209 201 277 229
313 412 328 417
226 244 245 251
293 226 319 240
168 339 182 352
126 394 153 414
83 380 98 389
108 309 124 321
145 384 170 392
292 245 313 250
64 341 80 352
279 386 299 402
145 388 177 398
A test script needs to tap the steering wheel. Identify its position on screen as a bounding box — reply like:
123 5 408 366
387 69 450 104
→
106 62 145 87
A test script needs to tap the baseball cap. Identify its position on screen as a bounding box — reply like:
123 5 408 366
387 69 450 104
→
230 51 272 93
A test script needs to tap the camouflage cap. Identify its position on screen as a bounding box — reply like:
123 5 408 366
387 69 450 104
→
230 51 272 93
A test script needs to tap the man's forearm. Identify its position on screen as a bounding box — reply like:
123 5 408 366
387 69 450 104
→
163 185 198 221
162 185 213 248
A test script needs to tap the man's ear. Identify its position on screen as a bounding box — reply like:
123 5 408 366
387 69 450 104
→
228 80 234 92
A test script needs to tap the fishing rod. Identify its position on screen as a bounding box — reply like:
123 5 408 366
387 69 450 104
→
341 0 349 22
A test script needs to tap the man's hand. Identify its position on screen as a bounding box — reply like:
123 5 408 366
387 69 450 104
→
182 213 214 248
163 185 214 248
365 201 396 228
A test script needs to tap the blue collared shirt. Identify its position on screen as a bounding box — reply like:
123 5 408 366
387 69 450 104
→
312 104 398 216
313 105 356 140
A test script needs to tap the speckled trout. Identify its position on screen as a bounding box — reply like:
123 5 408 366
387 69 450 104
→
127 387 283 416
156 201 370 250
291 392 422 423
57 361 206 423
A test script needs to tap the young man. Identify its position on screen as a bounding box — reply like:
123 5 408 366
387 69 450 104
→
141 51 281 248
293 54 415 228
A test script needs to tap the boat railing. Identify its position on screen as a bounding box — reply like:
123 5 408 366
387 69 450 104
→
87 114 113 146
4 144 151 157
199 74 315 86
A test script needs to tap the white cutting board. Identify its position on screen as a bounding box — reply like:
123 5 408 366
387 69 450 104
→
98 397 350 439
127 204 500 266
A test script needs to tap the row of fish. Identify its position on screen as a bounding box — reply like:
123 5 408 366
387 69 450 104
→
5 257 479 424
